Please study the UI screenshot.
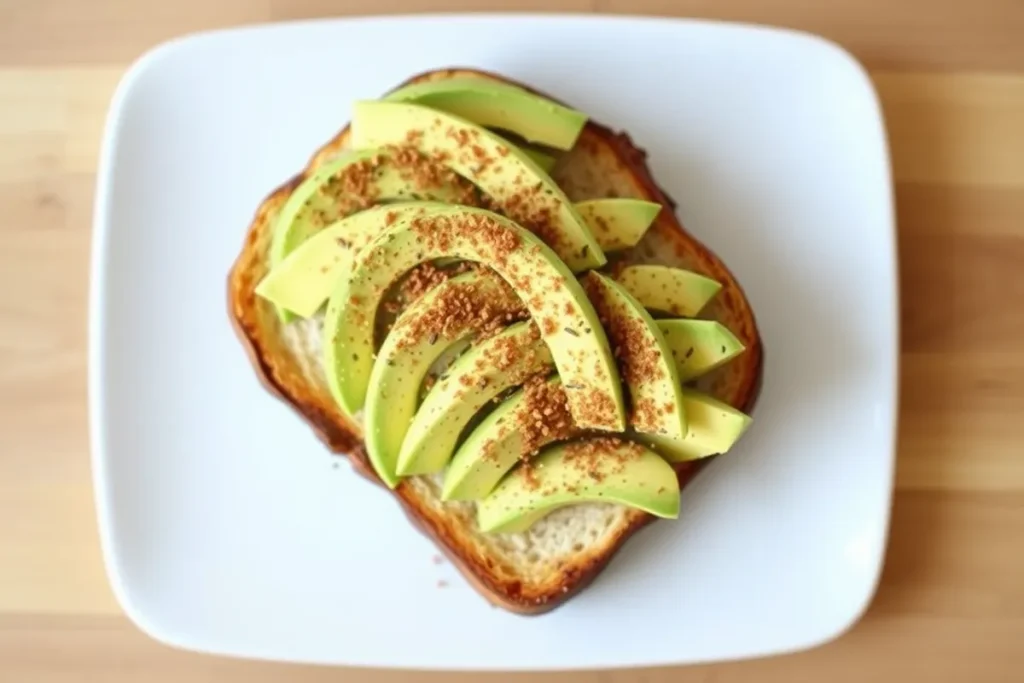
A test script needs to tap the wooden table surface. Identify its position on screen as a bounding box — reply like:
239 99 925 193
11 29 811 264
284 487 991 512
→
3 1 1024 681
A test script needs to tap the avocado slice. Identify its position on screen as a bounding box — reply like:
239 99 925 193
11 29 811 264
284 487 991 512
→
396 321 554 476
615 265 722 317
269 148 472 273
442 375 575 501
256 202 430 317
268 148 475 321
520 147 557 174
584 272 687 439
476 438 680 534
576 199 662 252
364 270 523 487
323 205 626 432
639 392 753 462
384 79 560 169
350 101 605 271
256 196 640 319
656 319 746 382
383 77 587 151
270 149 375 271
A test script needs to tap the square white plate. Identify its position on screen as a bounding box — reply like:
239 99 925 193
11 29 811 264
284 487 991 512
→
89 14 897 671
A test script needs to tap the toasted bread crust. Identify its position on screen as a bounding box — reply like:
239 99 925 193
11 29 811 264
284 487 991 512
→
227 68 763 614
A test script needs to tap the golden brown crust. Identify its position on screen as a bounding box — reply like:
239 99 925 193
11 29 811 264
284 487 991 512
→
227 68 764 614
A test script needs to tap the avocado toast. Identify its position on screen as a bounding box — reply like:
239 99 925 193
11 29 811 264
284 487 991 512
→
228 68 763 614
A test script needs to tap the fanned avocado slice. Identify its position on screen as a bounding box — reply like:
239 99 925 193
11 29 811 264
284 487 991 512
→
255 196 649 319
270 148 472 272
656 319 746 382
476 438 680 534
396 321 554 477
576 199 662 252
442 375 574 501
364 270 523 488
323 205 626 431
384 78 561 169
639 392 753 462
268 148 474 321
615 265 722 317
584 272 687 439
270 149 375 270
350 101 604 271
383 77 588 150
257 202 432 317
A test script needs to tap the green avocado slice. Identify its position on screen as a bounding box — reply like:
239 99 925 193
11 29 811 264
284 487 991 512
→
575 199 662 252
323 205 626 431
268 148 475 321
383 77 588 151
384 77 562 168
396 321 554 477
350 101 604 271
269 148 472 273
364 270 523 488
615 265 722 317
255 196 649 320
639 392 753 462
520 147 557 174
383 78 561 169
442 375 574 501
256 202 431 317
270 149 375 271
656 319 746 382
584 272 687 439
476 439 680 534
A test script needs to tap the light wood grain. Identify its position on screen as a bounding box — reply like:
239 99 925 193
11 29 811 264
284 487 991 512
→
1 1 1023 681
3 0 1024 70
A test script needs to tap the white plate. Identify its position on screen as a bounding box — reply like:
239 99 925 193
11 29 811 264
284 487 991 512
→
89 14 897 671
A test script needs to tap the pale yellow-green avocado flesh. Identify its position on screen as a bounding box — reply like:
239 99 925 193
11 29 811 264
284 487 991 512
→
656 319 746 382
384 77 588 151
640 392 753 462
350 100 604 272
322 204 626 432
364 270 520 488
585 271 687 438
257 202 428 318
396 321 554 477
267 148 471 320
575 198 661 252
267 130 552 303
381 78 560 169
615 265 723 317
441 375 565 502
446 384 751 506
256 198 661 320
476 439 681 533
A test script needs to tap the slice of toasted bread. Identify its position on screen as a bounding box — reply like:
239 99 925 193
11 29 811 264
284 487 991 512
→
227 67 763 614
